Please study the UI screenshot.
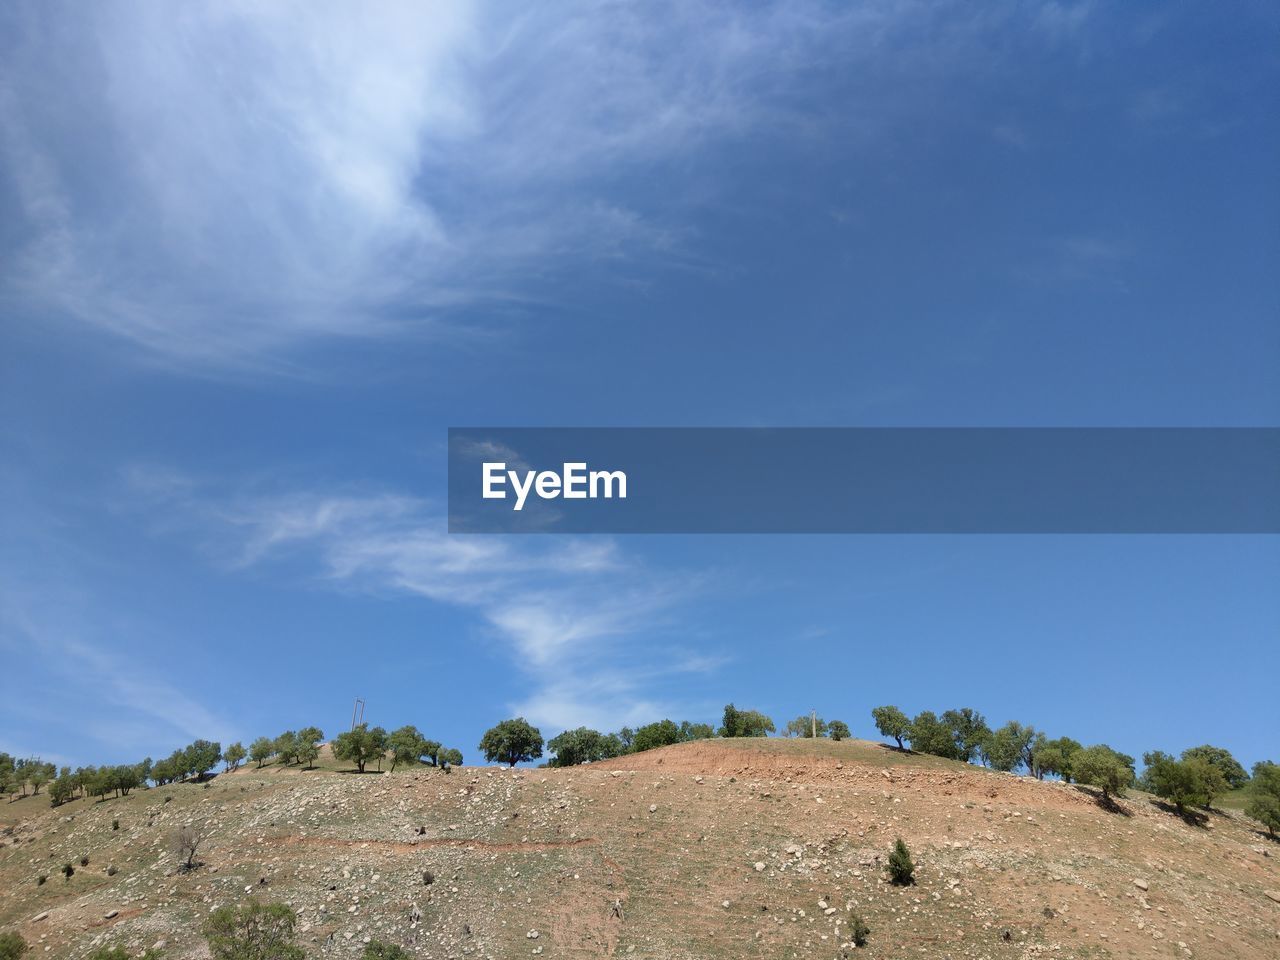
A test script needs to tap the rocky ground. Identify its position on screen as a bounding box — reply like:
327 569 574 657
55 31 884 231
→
2 737 1277 959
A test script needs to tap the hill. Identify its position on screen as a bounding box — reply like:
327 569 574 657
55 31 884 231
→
1 738 1277 959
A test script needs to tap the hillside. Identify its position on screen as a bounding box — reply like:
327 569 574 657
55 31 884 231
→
1 738 1277 959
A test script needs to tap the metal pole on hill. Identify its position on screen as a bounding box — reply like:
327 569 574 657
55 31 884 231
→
351 697 365 731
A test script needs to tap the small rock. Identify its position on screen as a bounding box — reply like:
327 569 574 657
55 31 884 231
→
754 862 766 872
1134 879 1149 891
104 909 119 919
1266 890 1280 904
648 804 657 813
33 911 48 922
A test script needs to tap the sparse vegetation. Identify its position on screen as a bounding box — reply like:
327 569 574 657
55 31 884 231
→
361 942 411 959
204 901 303 960
888 837 915 885
849 914 870 947
0 931 28 960
173 824 205 872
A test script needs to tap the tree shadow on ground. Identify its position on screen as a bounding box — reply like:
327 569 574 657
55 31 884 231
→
874 743 913 755
1072 784 1131 816
1151 799 1209 827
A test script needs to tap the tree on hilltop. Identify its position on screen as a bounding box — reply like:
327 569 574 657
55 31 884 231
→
548 727 622 767
1246 761 1280 838
829 720 850 741
719 704 775 738
1181 745 1248 790
1073 744 1133 800
332 724 388 773
387 726 429 771
250 737 275 769
871 706 910 750
223 742 246 772
785 715 829 738
479 718 543 767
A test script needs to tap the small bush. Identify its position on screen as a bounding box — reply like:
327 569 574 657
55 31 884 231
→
887 837 914 886
61 863 75 879
204 901 303 960
362 942 412 960
422 870 434 885
80 855 90 867
36 874 47 885
86 947 131 960
112 818 120 831
172 824 205 872
106 864 118 876
850 914 871 947
0 931 28 960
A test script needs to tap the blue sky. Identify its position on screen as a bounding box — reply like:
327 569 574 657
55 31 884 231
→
2 2 1277 771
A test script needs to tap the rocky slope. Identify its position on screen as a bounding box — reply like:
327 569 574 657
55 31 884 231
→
1 738 1277 959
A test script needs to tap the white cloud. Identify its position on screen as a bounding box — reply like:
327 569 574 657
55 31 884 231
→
126 470 713 733
1 1 896 369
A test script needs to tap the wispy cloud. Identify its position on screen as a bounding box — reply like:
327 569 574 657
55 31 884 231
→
0 1 903 370
123 467 715 732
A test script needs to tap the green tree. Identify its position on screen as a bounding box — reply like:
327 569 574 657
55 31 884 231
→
1032 736 1083 782
1181 745 1248 790
250 737 275 769
719 704 774 738
26 761 54 796
982 722 1036 773
871 705 910 750
1143 752 1210 813
887 837 914 885
0 931 28 960
1246 761 1280 838
631 719 683 753
907 711 961 759
48 773 75 807
184 741 222 781
387 725 429 771
273 731 300 766
941 708 990 763
678 721 715 741
828 720 850 741
785 715 829 738
1073 744 1133 799
331 725 388 773
1187 757 1229 809
224 742 246 772
548 727 622 767
204 901 304 960
479 718 544 766
438 747 463 767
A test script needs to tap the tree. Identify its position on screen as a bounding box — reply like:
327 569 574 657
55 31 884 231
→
250 737 275 769
785 715 829 738
887 838 915 885
1187 757 1229 809
871 706 910 750
631 719 682 753
941 708 990 763
479 718 544 767
173 823 206 871
907 711 961 759
204 901 304 960
1032 736 1083 782
48 773 75 807
719 704 774 738
1246 761 1280 838
0 932 28 960
274 731 300 766
1073 744 1132 799
26 761 53 796
439 748 463 767
387 725 429 771
678 720 715 741
1143 752 1209 813
548 727 622 767
224 742 247 772
829 720 850 741
982 722 1036 773
185 741 222 781
1181 745 1248 790
331 725 388 773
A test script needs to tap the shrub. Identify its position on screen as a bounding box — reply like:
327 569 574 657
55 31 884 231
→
362 942 412 959
849 914 871 947
87 947 131 960
107 864 118 876
887 838 914 885
828 720 851 742
0 931 28 960
80 855 90 867
61 863 74 879
36 874 47 885
172 824 205 872
204 901 303 960
1246 761 1280 838
112 818 120 831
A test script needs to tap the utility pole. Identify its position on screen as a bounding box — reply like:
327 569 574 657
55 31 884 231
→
811 709 817 738
350 697 365 732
